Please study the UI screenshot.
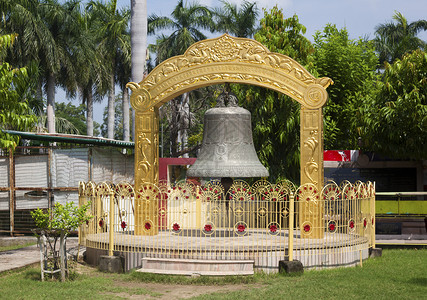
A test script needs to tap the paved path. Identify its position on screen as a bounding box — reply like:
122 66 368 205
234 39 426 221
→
0 237 80 273
375 234 427 246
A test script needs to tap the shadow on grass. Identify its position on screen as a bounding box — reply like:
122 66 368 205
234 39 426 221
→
23 269 41 281
407 277 427 286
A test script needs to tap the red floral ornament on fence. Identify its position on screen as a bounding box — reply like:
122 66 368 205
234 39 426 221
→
328 221 337 233
144 222 151 230
204 224 212 232
173 223 180 232
99 219 104 228
237 224 245 232
269 224 277 233
349 220 355 230
121 221 127 230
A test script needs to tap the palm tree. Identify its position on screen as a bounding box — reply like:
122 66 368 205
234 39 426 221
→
87 0 130 140
0 0 82 132
73 2 109 136
130 0 148 141
0 0 78 133
213 0 259 38
148 0 213 157
374 11 427 65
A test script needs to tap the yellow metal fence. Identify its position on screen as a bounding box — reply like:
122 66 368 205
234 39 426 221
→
79 179 375 270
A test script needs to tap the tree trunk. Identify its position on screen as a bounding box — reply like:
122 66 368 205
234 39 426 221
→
86 90 94 136
46 73 56 133
170 99 179 157
131 0 147 83
131 0 147 141
123 85 130 141
180 92 190 158
107 73 115 139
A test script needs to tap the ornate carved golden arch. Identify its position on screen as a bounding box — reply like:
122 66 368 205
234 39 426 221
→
127 34 332 236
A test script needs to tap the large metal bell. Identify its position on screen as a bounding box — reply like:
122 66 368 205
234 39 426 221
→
187 91 269 178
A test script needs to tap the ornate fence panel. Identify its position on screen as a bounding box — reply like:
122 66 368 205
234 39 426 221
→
79 180 375 272
292 181 375 268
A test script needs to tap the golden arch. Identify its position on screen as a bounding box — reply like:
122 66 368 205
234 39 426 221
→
127 34 332 236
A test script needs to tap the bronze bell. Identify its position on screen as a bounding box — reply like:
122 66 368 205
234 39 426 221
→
187 90 269 178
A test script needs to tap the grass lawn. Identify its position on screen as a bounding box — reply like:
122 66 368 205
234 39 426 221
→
0 249 425 299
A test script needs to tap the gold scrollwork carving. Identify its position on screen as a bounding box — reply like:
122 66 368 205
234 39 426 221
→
304 130 319 185
128 86 151 111
303 84 329 109
137 133 152 184
129 34 331 112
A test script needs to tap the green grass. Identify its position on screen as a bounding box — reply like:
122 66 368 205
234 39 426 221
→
0 265 160 300
0 242 37 252
0 249 425 300
192 249 427 300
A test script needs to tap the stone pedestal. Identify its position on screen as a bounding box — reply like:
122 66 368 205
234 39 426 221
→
279 260 304 274
99 255 123 273
369 248 383 258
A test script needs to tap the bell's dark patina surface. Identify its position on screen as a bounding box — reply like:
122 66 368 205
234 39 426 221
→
187 92 269 178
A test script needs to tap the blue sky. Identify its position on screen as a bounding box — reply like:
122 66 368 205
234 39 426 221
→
58 0 427 126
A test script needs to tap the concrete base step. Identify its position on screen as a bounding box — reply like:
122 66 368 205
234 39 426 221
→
136 258 254 276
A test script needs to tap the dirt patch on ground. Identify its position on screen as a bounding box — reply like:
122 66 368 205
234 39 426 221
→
73 263 259 299
112 281 248 299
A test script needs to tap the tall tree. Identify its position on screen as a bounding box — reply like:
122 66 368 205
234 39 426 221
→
360 50 427 159
0 0 79 134
71 1 108 137
55 102 100 136
313 24 378 150
375 11 427 66
0 34 38 149
234 7 314 182
213 0 259 37
130 0 148 141
87 0 130 140
148 0 213 157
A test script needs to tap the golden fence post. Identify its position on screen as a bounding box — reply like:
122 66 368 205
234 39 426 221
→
108 191 114 256
289 192 295 261
96 193 102 234
78 182 84 245
372 182 376 249
196 186 201 228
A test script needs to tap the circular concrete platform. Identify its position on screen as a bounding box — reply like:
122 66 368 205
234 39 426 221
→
84 229 369 273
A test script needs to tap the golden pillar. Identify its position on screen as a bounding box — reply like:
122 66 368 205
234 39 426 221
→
134 108 159 235
300 107 324 238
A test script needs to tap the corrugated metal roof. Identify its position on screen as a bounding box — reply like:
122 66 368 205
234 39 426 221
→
3 130 135 148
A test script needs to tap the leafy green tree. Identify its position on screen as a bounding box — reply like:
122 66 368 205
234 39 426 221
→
233 7 314 182
375 11 427 66
55 102 100 136
0 34 38 149
312 24 378 150
360 50 427 159
213 0 259 37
